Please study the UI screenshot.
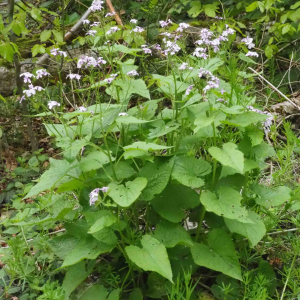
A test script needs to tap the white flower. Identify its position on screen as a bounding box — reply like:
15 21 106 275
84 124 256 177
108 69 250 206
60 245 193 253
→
23 87 36 97
215 16 223 20
89 188 100 205
90 0 104 12
246 51 259 57
83 19 90 24
130 19 138 24
159 20 172 27
20 72 35 83
58 51 68 57
222 25 235 37
127 70 139 76
100 186 109 193
241 36 255 49
50 48 67 57
198 68 212 78
36 69 50 79
153 44 161 50
33 85 44 92
67 74 81 80
131 26 145 33
77 55 99 68
48 101 60 109
141 46 152 55
193 47 207 57
86 30 97 36
185 85 194 96
104 73 118 84
97 57 107 65
176 22 189 32
105 12 116 17
163 41 181 55
118 112 128 116
106 26 120 35
179 63 188 70
78 106 87 112
161 32 172 37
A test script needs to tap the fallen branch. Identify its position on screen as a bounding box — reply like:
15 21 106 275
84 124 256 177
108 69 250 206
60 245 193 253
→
248 67 300 111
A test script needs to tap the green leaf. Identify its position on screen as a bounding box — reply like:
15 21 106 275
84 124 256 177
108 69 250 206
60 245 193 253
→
109 177 148 207
203 4 217 17
48 234 79 259
191 229 242 280
154 220 193 248
52 30 64 44
24 158 81 199
148 120 180 139
258 261 277 296
108 289 121 300
126 235 173 282
40 30 52 42
172 156 211 188
151 184 199 222
62 261 94 298
291 1 300 9
81 285 108 300
246 1 257 12
116 116 150 125
152 74 189 95
0 42 15 62
124 142 172 160
79 151 113 172
129 288 143 300
282 24 291 35
188 1 202 17
62 236 114 268
225 211 266 247
224 112 268 127
209 143 244 173
252 184 291 207
88 211 117 234
139 158 174 200
246 126 264 146
201 187 251 223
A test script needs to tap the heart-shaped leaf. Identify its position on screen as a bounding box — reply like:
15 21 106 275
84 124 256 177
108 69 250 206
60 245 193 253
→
191 229 242 280
126 235 173 283
201 187 251 223
209 143 244 173
109 177 147 207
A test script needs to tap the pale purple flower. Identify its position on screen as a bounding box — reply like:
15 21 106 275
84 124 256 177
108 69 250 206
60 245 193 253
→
23 87 36 97
163 41 181 55
105 12 115 17
104 73 118 84
199 28 213 41
161 32 172 38
220 88 225 95
241 36 255 49
89 188 100 205
179 63 188 70
106 26 120 35
90 22 101 27
50 48 67 57
90 0 104 12
246 51 259 57
176 22 190 32
216 98 225 102
83 19 90 25
86 30 97 36
100 186 109 193
97 57 107 65
222 25 235 37
247 106 273 134
215 16 223 20
174 35 183 41
141 46 152 55
189 67 193 70
58 51 67 57
118 112 128 116
20 72 35 83
67 74 81 80
185 85 194 96
153 44 161 51
36 69 50 79
127 70 139 76
195 39 204 46
77 55 99 68
193 47 207 57
48 101 60 109
130 19 138 24
131 26 145 33
20 96 25 103
78 106 88 112
198 68 212 78
32 85 44 92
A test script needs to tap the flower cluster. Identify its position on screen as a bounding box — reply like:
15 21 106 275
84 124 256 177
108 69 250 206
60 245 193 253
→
48 101 60 110
20 72 35 83
86 30 97 36
36 69 50 79
241 36 258 57
247 106 273 134
105 12 115 17
90 0 104 12
77 55 106 68
131 26 145 33
185 85 194 96
141 45 152 55
127 70 139 76
106 26 120 35
159 19 172 27
104 74 118 84
50 48 67 57
176 22 189 32
162 40 181 56
89 187 109 206
67 74 81 80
